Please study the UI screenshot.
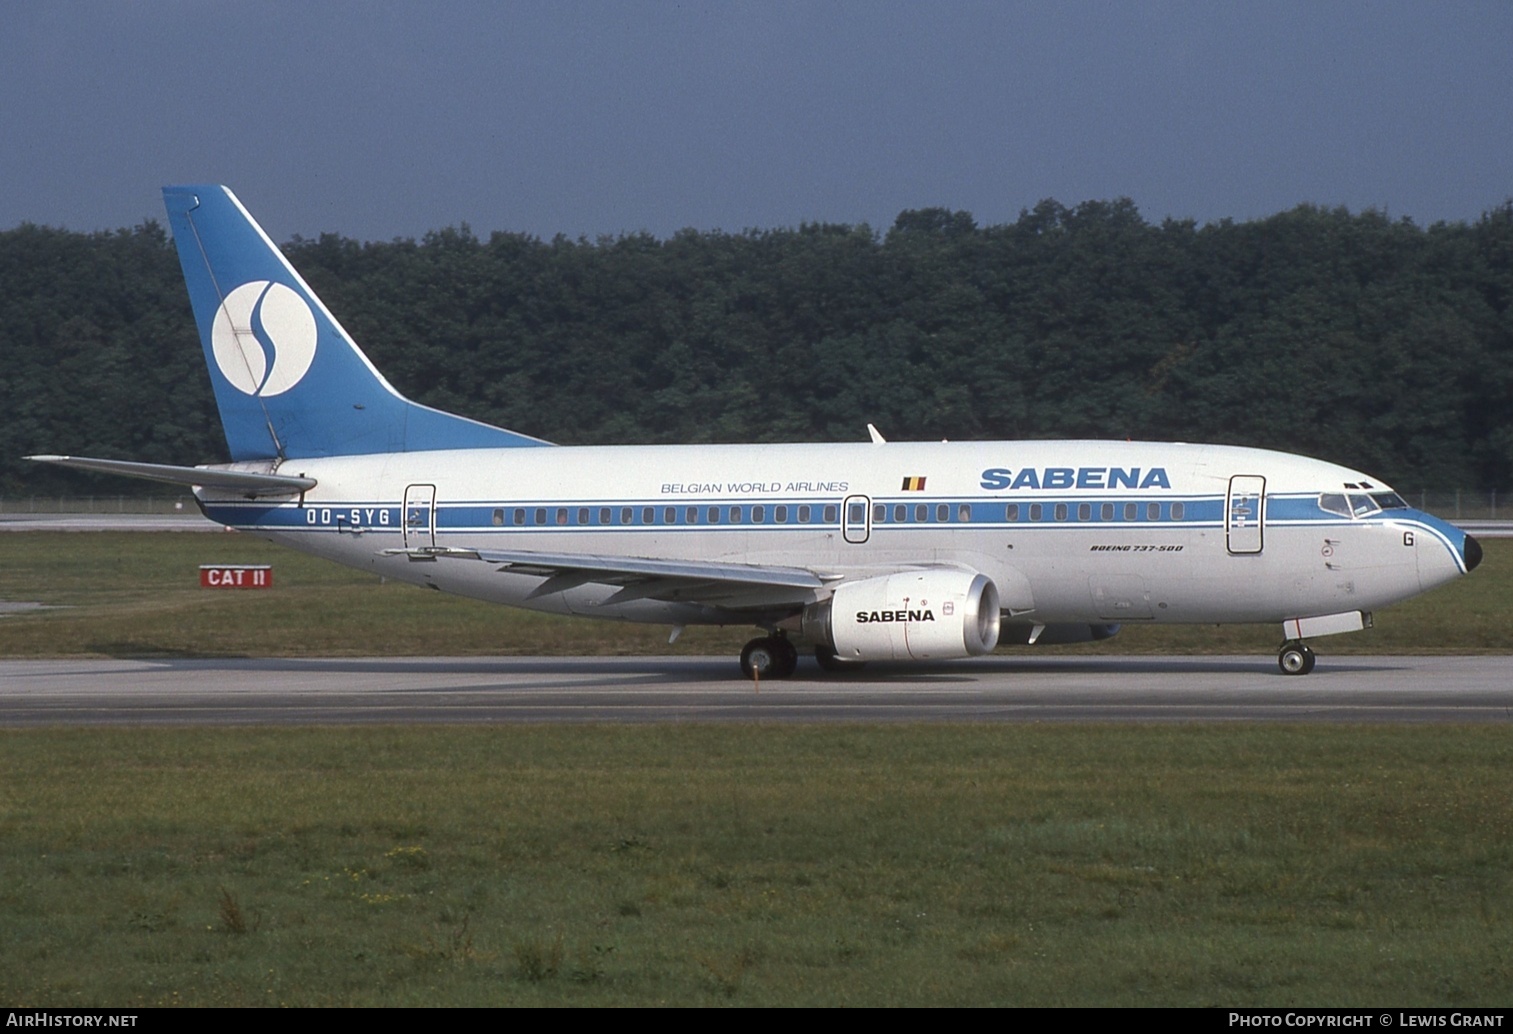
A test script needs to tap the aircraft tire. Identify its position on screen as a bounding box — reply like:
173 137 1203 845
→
741 636 798 679
1278 641 1316 676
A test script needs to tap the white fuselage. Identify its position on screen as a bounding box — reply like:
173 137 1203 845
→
197 439 1471 633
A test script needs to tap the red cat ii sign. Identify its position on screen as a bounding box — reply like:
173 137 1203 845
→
199 565 273 588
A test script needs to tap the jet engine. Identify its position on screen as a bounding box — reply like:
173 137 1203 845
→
802 569 1000 661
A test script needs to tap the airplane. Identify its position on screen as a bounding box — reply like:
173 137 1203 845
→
30 185 1483 678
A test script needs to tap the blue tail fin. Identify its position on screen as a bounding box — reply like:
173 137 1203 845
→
162 185 551 461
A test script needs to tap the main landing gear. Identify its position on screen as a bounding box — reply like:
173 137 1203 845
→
737 635 868 678
740 634 799 679
1278 640 1317 676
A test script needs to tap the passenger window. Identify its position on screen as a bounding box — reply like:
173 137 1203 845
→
621 507 633 524
1124 502 1137 521
513 508 525 526
915 504 928 522
664 507 676 523
753 505 766 523
893 505 906 522
492 509 503 527
731 506 743 523
1077 503 1091 521
776 505 789 523
1007 504 1019 522
1147 502 1160 521
799 505 812 522
708 507 720 523
556 508 568 525
686 507 698 524
873 503 886 522
1029 504 1042 522
959 504 971 522
824 505 838 522
1171 502 1184 521
599 507 611 524
535 508 547 525
642 507 654 524
1054 503 1068 521
578 508 589 524
1100 503 1114 521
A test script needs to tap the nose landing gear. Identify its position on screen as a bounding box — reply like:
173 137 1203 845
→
1278 640 1316 676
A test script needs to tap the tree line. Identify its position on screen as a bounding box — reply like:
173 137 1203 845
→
2 197 1510 495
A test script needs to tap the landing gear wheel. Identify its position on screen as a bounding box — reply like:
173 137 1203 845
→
741 636 798 679
1278 641 1316 676
815 644 866 673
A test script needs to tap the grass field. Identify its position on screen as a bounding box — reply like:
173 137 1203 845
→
3 534 1510 1006
0 532 1508 658
3 724 1512 1007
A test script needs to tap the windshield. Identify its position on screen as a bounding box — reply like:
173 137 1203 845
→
1319 490 1409 519
1318 493 1352 517
1348 494 1380 517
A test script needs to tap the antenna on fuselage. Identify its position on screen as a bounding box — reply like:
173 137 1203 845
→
866 423 887 445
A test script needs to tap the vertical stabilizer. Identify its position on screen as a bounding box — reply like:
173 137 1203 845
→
162 185 550 460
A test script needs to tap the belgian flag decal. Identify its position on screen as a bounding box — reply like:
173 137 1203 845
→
901 476 927 491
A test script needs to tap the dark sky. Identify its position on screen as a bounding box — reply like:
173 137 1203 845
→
4 0 1510 243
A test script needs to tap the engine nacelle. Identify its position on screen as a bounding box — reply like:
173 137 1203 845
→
803 569 1001 661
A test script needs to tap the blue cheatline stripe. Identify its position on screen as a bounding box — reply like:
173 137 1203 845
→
204 492 1290 531
1371 513 1468 573
206 492 1430 534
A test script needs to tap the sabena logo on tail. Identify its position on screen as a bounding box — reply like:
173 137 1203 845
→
212 280 318 397
162 184 549 457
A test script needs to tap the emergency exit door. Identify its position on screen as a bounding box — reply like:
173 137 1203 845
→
843 494 871 544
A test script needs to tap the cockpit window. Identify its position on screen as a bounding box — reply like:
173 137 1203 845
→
1318 493 1351 517
1321 490 1404 518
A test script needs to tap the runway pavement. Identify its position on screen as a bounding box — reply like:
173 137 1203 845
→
1 654 1509 726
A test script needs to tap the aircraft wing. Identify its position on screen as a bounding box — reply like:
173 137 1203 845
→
27 455 316 496
381 545 835 609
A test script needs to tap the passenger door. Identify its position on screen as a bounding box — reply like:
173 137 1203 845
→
403 483 436 549
1226 475 1265 555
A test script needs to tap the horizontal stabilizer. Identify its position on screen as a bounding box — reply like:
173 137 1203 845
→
26 455 316 496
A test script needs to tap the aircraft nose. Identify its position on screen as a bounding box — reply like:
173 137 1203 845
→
1463 533 1483 572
